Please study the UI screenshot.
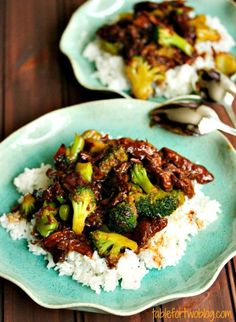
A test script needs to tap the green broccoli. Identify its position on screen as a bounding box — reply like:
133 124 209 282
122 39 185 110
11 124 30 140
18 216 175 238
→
136 190 185 218
135 194 154 218
35 206 58 238
75 162 93 183
130 164 185 217
131 163 157 194
82 129 107 154
129 183 143 194
20 193 36 218
66 133 85 162
81 129 103 140
157 27 193 56
99 145 128 175
70 186 96 235
153 190 185 217
91 230 138 265
108 201 138 234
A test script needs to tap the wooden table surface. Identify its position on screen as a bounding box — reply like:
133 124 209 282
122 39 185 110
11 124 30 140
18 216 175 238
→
0 1 235 321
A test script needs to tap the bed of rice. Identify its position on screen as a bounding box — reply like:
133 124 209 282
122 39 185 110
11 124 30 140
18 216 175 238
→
83 15 235 98
0 164 221 293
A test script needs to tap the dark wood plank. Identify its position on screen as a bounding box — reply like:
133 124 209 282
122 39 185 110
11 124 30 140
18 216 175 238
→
3 0 77 321
4 0 64 137
0 0 5 140
226 262 236 319
232 257 236 288
162 270 235 322
0 279 3 322
4 281 75 322
83 307 161 322
0 3 5 321
232 259 236 312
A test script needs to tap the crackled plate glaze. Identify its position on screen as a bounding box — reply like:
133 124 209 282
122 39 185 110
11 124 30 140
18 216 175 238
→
60 0 236 100
0 99 235 315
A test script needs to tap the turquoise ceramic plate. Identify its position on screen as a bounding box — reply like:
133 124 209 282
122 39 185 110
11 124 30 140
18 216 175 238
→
0 99 236 315
60 0 236 100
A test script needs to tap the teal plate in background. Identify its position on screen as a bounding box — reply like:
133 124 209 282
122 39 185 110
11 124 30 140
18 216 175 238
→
60 0 236 100
0 99 236 315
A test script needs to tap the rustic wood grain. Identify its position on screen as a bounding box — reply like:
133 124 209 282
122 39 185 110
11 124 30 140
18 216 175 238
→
2 0 76 321
0 1 5 320
0 0 5 140
162 270 235 322
233 257 236 277
3 281 75 322
4 0 64 137
0 279 3 322
226 262 236 319
83 307 161 322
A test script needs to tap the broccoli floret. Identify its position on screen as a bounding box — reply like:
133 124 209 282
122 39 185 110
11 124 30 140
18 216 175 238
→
108 201 138 234
129 183 143 194
157 27 193 57
20 193 36 218
70 186 96 235
152 192 179 217
126 57 164 100
135 194 154 217
99 145 128 175
82 129 103 140
131 163 157 194
35 206 58 238
113 145 128 161
82 129 107 153
130 164 185 217
136 190 185 218
66 134 85 162
75 162 93 182
91 230 138 265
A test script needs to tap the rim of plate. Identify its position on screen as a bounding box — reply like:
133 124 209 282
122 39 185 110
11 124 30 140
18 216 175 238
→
59 0 131 98
0 99 235 315
0 251 235 315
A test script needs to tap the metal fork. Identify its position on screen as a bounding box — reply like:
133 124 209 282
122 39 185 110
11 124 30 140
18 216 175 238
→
220 91 236 128
202 73 236 128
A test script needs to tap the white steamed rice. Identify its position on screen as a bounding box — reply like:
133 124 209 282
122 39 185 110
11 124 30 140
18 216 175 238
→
83 14 235 98
83 40 130 92
14 163 52 195
0 164 221 293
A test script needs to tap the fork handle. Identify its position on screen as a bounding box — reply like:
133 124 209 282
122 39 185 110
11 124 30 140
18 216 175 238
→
224 103 236 128
220 91 236 128
215 119 236 136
